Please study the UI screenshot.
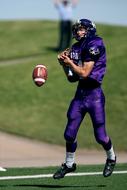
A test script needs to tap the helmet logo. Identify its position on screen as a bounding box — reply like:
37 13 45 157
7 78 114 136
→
91 22 96 29
77 20 81 24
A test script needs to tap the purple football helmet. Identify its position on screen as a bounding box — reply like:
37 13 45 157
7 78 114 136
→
72 19 96 41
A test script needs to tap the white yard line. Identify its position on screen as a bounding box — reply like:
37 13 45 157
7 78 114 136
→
0 171 127 180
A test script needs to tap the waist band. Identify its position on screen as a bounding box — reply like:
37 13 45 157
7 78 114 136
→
78 78 101 89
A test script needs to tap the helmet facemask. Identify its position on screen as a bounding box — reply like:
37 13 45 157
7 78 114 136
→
72 19 96 41
72 23 87 41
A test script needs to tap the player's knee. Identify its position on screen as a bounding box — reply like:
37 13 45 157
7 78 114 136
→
64 132 75 143
67 111 75 120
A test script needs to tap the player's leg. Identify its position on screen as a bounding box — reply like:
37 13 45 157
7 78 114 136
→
59 21 68 51
57 21 64 51
53 98 86 179
66 21 72 48
64 97 86 167
89 88 116 177
94 127 116 177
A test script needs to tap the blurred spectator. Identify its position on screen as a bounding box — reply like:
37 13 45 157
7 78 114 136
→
54 0 79 51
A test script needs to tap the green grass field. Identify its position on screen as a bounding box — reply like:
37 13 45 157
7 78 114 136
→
0 164 127 190
0 20 127 151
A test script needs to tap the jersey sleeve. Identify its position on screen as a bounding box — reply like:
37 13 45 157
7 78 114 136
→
81 41 101 62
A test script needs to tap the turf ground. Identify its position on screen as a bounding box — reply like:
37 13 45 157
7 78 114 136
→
0 164 126 190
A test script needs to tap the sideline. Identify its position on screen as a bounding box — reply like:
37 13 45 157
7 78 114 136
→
0 171 127 180
1 131 127 168
0 54 43 66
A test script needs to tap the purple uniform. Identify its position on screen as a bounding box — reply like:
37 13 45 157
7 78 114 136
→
64 36 111 152
53 19 116 180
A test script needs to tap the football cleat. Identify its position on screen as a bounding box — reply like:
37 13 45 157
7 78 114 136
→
53 163 76 179
103 157 116 177
0 167 6 172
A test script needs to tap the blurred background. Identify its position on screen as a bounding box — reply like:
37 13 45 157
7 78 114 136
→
0 0 127 25
0 0 127 168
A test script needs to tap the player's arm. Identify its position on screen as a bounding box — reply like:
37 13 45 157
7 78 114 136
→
72 0 79 7
57 49 79 82
53 0 61 8
61 54 95 78
57 49 71 77
53 0 60 5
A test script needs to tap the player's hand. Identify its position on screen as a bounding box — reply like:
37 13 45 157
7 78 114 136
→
63 48 70 56
57 48 71 66
62 55 72 66
58 48 70 60
57 54 65 65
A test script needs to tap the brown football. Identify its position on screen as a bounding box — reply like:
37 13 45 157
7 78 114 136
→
32 64 48 87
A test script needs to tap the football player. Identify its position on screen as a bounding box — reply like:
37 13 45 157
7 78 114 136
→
53 19 116 179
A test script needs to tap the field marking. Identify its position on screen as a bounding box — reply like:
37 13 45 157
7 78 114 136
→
0 171 127 180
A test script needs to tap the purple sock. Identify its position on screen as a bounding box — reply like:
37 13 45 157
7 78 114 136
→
66 141 77 152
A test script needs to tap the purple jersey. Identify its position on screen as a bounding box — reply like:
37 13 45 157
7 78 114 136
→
70 36 106 84
64 35 111 150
